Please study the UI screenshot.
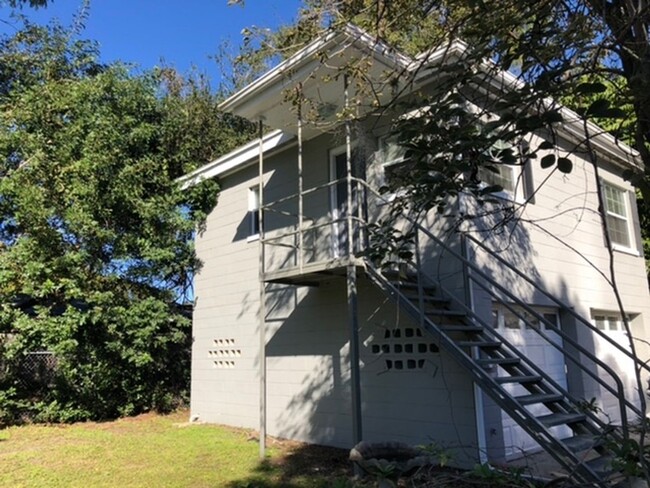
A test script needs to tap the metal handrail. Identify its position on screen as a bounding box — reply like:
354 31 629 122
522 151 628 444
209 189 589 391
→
260 174 641 430
466 233 650 376
365 263 607 486
355 179 640 431
402 253 635 428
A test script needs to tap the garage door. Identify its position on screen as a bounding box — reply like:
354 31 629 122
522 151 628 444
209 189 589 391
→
491 304 570 458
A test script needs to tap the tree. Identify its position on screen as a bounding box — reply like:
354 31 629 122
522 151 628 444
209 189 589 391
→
0 20 254 423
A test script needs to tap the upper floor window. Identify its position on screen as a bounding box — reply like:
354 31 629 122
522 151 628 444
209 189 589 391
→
602 182 631 248
380 134 412 186
248 186 260 238
477 140 517 194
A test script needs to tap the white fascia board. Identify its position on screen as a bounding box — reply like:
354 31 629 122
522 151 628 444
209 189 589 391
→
178 130 294 189
219 23 413 117
218 31 343 114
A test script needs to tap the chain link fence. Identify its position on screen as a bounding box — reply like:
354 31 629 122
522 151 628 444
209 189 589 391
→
15 351 58 389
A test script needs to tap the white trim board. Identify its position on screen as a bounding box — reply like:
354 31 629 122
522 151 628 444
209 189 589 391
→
178 130 295 189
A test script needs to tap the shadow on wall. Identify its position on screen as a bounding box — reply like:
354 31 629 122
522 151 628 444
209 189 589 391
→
225 152 644 464
461 203 644 459
264 279 352 448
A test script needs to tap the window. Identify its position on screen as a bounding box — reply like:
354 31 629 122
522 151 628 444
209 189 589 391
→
602 182 631 248
477 139 518 195
490 304 559 330
592 312 630 333
248 187 260 238
380 134 413 187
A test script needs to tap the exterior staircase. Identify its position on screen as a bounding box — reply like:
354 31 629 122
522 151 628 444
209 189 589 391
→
365 262 636 487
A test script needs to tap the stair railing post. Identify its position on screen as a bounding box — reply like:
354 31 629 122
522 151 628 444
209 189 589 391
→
460 233 473 308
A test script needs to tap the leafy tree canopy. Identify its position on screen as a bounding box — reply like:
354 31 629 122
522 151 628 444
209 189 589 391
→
0 19 254 423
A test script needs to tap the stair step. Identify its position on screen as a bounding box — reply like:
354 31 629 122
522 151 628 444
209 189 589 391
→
476 357 520 366
395 283 437 292
537 412 586 427
495 375 542 384
440 325 484 333
425 309 466 317
457 341 501 349
516 393 564 406
401 292 447 302
585 455 615 477
561 435 603 452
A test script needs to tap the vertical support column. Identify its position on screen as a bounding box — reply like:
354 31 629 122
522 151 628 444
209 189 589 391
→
345 74 354 258
462 235 488 464
297 85 304 273
344 74 363 447
257 119 267 459
347 264 363 446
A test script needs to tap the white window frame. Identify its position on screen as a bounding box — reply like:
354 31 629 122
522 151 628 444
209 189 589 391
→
491 304 560 331
591 310 631 335
476 139 529 204
247 186 260 242
602 181 633 251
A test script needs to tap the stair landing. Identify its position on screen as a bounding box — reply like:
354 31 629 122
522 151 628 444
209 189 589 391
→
262 257 365 286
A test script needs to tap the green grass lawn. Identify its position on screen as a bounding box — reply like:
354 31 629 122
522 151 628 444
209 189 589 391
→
0 410 354 488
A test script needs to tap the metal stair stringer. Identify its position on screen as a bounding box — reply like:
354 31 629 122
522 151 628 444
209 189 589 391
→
364 262 618 487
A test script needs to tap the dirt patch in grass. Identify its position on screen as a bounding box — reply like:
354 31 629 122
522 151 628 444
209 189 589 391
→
266 437 353 480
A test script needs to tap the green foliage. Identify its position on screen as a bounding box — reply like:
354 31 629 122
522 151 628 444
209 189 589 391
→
465 464 535 487
0 21 254 422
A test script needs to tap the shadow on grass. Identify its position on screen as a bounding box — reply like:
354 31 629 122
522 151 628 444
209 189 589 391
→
226 443 358 488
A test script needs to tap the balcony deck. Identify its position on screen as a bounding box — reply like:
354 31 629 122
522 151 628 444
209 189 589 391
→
262 257 366 286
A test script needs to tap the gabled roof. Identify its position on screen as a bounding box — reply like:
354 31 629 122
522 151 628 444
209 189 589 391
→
181 23 640 187
219 23 413 128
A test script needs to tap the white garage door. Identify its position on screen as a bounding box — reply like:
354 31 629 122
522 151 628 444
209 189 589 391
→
492 305 570 458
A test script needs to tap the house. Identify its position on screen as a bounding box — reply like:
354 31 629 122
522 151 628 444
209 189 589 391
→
181 24 650 485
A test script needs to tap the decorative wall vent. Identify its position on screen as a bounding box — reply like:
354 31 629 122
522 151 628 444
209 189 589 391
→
368 327 439 373
210 338 240 368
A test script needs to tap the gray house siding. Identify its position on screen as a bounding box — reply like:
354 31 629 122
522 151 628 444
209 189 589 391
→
191 131 479 463
191 111 649 465
465 132 650 460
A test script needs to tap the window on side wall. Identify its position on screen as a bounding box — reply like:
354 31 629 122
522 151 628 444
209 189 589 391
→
248 186 260 239
477 139 531 203
380 134 413 187
602 182 632 248
592 311 633 334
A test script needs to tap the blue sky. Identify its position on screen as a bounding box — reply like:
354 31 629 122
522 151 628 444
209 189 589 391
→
2 0 303 87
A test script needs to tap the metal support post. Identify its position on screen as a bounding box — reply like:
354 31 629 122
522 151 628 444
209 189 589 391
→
344 74 363 448
257 119 267 459
297 85 304 273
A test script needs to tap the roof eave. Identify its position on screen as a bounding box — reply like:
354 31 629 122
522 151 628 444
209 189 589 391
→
178 130 295 188
219 23 414 118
